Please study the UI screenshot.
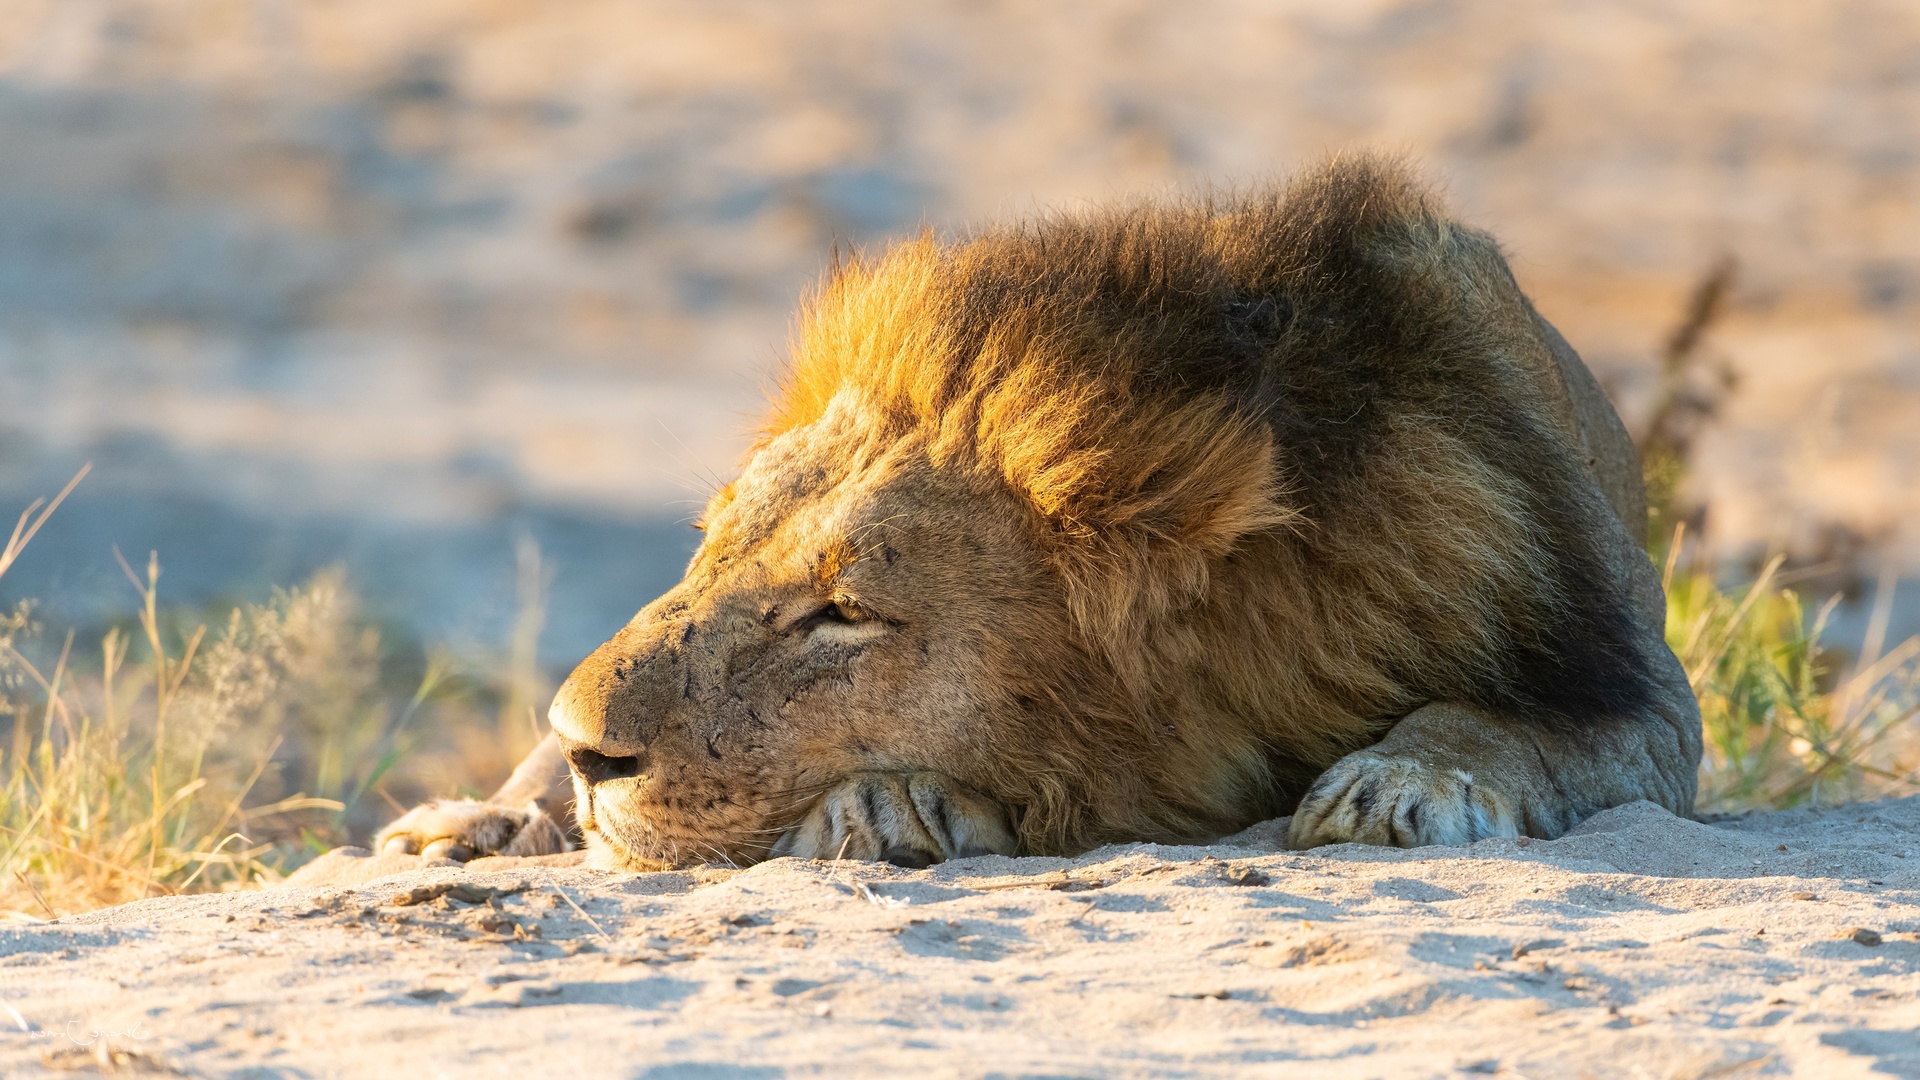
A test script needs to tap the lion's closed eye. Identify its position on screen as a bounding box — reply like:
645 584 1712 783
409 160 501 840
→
793 600 858 632
792 599 893 644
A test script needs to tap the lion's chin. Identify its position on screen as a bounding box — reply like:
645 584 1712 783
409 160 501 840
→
582 830 672 871
581 820 767 872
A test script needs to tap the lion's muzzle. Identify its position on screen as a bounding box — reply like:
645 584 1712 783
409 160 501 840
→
547 618 678 771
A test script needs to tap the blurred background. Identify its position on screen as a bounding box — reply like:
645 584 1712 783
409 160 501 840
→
3 0 1917 660
3 2 1920 902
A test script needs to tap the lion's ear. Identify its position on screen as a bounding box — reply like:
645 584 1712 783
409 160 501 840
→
989 388 1297 639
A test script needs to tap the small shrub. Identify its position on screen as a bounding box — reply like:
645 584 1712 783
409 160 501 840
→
1637 258 1919 813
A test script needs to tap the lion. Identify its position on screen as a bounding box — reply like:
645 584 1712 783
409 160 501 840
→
376 155 1702 871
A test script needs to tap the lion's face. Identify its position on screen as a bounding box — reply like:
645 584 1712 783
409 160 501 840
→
548 393 1061 869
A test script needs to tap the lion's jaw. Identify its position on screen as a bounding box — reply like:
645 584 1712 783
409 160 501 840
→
547 399 1061 870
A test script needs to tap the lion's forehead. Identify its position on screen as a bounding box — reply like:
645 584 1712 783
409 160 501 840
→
712 421 924 564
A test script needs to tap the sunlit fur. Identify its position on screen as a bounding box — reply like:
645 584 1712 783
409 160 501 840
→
551 153 1698 867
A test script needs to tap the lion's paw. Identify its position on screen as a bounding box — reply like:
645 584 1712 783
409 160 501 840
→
375 799 570 862
770 772 1018 867
1287 752 1519 849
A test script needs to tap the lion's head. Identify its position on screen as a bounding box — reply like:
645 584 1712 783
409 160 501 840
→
547 189 1316 869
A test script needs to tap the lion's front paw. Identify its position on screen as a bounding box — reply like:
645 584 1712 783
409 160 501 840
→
375 799 570 862
1287 752 1519 850
770 772 1018 867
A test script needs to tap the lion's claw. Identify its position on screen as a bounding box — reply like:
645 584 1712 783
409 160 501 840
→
1288 751 1519 849
771 772 1017 865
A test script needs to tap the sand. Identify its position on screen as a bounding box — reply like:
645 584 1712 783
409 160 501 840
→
4 798 1917 1078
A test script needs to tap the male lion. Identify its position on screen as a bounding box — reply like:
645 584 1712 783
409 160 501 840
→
377 155 1702 871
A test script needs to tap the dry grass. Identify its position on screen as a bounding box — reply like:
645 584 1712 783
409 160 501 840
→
0 472 545 918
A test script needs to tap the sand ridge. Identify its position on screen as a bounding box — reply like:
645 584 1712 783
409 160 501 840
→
4 798 1918 1077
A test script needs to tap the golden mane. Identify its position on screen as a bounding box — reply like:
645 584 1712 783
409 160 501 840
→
764 157 1448 644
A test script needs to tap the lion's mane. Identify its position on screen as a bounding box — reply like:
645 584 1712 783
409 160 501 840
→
738 155 1665 854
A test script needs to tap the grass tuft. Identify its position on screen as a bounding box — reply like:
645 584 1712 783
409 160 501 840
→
1 472 544 918
1667 536 1920 813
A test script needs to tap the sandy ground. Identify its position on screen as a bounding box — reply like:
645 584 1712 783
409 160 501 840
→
4 798 1918 1079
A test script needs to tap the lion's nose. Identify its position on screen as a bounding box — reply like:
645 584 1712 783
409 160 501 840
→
559 735 645 786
